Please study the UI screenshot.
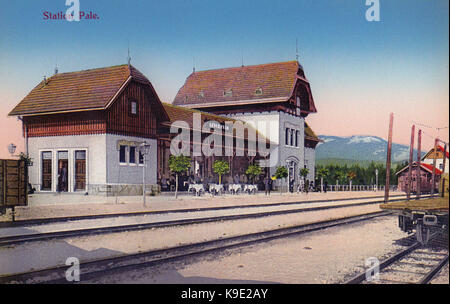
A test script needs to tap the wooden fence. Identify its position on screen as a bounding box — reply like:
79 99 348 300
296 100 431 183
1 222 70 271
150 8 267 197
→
0 159 28 209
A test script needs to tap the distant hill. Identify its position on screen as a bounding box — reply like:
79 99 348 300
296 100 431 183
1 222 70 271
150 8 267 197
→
316 135 425 164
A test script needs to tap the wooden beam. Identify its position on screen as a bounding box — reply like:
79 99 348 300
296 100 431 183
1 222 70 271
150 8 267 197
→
384 113 394 204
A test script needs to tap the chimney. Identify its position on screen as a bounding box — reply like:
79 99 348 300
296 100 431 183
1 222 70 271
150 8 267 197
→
54 66 58 74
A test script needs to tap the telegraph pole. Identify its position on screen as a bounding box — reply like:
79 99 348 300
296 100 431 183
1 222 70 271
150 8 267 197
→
416 129 422 200
406 125 415 201
430 138 438 197
441 143 447 197
384 113 394 203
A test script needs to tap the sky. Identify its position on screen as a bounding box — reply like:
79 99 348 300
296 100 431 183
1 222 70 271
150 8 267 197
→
0 0 448 158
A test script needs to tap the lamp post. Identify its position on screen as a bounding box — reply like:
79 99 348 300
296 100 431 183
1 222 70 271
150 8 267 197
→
140 143 151 207
7 143 16 158
375 169 378 191
286 160 290 193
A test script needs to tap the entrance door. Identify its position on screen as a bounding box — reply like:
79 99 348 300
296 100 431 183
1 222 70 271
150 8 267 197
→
41 151 52 190
75 150 86 191
57 151 69 192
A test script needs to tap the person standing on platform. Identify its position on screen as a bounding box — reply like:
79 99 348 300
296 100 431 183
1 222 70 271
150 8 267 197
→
264 176 271 196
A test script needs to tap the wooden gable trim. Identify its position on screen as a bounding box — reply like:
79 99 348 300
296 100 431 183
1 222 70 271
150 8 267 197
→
104 76 132 109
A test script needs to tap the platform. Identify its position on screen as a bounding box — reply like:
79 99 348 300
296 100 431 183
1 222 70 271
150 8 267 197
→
380 196 449 212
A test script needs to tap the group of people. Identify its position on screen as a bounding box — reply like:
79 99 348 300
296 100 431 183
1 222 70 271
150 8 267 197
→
295 179 329 193
160 171 271 194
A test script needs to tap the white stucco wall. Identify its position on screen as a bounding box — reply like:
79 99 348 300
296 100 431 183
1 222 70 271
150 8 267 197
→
225 111 280 145
278 111 305 174
422 158 449 174
105 134 158 185
225 111 308 188
27 133 158 193
27 134 107 192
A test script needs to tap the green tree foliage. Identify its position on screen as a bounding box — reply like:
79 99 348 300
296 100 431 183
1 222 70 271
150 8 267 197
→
274 166 289 194
18 153 32 166
317 168 329 179
246 164 262 184
299 168 309 180
168 154 192 199
316 168 329 191
347 171 356 181
315 161 403 186
274 166 288 179
212 160 230 184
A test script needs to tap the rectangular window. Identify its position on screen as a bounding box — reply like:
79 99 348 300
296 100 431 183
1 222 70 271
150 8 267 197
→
130 100 138 115
290 129 294 146
41 151 52 190
285 128 290 146
119 145 127 163
57 151 69 192
75 150 86 191
129 146 136 164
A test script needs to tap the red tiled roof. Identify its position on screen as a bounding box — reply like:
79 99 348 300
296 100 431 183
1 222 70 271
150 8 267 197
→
9 64 159 116
173 61 311 108
396 162 443 175
162 102 238 129
437 145 449 159
162 103 275 145
421 163 443 175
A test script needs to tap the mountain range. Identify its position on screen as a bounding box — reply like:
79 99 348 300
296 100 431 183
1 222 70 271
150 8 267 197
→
316 135 425 164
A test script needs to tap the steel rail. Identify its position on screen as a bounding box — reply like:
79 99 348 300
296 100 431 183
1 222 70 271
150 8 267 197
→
0 210 392 284
345 242 421 284
345 243 448 284
419 255 449 284
0 196 414 247
0 194 409 228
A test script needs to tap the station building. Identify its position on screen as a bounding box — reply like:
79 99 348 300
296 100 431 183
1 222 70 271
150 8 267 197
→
421 145 449 174
9 60 319 195
173 61 320 184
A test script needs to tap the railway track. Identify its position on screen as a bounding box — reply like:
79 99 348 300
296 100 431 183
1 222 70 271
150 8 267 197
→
0 210 393 284
0 194 407 228
345 240 449 284
0 195 416 247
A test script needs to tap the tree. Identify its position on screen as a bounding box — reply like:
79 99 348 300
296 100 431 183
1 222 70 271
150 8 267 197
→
168 154 191 199
212 160 229 185
246 164 262 184
337 171 348 185
300 168 309 181
347 171 356 190
317 168 329 192
275 166 288 179
274 166 288 194
18 152 32 166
